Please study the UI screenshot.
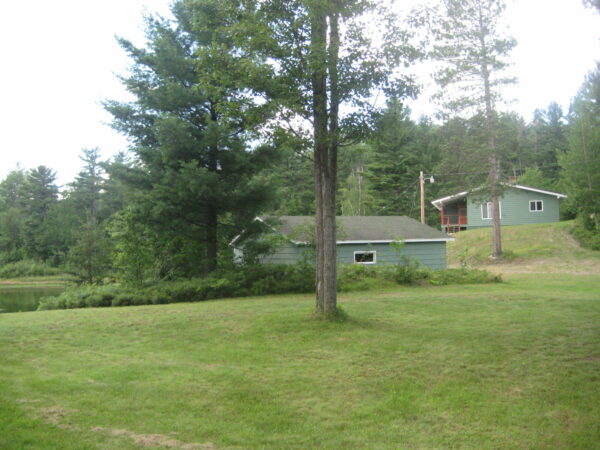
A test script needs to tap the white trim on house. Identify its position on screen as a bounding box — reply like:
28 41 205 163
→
481 202 502 220
529 199 544 212
354 250 377 264
431 191 468 210
335 238 454 244
513 185 567 199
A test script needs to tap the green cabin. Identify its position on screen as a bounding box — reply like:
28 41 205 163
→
431 184 567 233
233 216 453 270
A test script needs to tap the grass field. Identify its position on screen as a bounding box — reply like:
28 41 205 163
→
447 220 600 274
2 272 599 449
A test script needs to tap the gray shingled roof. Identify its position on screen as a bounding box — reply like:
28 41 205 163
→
263 216 452 243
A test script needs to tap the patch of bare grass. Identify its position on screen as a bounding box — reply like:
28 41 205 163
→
92 426 215 449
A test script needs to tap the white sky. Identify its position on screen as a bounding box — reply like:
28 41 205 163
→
0 0 598 186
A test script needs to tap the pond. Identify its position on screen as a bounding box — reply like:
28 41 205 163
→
0 285 66 313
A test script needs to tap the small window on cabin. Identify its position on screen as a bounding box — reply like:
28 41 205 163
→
529 200 543 212
354 251 376 264
481 202 493 220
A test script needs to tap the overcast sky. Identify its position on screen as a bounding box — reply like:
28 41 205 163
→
0 0 598 186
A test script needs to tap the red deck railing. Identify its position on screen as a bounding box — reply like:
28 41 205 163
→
441 213 467 228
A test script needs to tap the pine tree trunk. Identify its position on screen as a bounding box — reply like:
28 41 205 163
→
489 152 502 258
479 14 503 259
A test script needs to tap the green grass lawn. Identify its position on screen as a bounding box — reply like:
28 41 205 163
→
448 221 600 272
1 273 599 449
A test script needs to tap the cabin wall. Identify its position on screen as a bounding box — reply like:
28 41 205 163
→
467 188 561 228
258 242 310 264
261 241 448 270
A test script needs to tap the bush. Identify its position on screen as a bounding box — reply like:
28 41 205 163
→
0 260 62 278
39 263 315 311
571 218 600 251
37 262 501 311
429 268 502 285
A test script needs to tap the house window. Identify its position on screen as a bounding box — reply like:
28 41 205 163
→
481 202 501 220
529 200 543 212
354 251 376 264
481 202 492 220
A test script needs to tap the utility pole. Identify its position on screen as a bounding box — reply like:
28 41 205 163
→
419 171 434 224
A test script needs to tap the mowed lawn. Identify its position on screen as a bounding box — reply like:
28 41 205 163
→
1 274 599 449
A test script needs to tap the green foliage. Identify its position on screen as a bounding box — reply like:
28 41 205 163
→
425 0 517 117
367 99 421 216
105 0 276 274
66 222 112 284
571 217 600 250
561 64 600 238
108 207 158 286
428 268 502 285
337 263 500 292
0 260 61 278
517 167 555 191
39 263 316 310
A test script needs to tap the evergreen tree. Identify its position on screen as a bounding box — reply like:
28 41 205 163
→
105 0 274 275
338 143 373 216
368 99 420 216
424 0 517 258
0 169 27 263
525 103 567 183
69 147 105 224
21 166 59 261
561 64 600 240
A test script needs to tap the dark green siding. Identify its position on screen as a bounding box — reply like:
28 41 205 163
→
467 187 561 229
262 241 448 270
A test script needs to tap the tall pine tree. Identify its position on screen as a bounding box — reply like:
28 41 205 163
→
105 0 274 275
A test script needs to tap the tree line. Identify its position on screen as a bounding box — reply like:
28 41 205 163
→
0 0 598 312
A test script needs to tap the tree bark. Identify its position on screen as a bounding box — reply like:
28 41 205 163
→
311 6 328 314
323 9 340 314
489 152 502 258
478 7 503 258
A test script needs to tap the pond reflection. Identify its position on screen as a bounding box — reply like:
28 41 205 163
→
0 286 66 313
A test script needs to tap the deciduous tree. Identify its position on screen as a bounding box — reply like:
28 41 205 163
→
240 0 418 315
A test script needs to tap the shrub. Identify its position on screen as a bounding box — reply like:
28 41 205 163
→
37 262 500 311
571 218 600 251
0 260 61 278
430 268 502 285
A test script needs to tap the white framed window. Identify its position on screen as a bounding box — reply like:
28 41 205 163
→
354 251 376 264
529 200 543 212
481 202 502 220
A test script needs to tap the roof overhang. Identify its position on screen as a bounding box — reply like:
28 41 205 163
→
431 184 567 210
512 184 567 199
431 191 468 211
336 238 454 244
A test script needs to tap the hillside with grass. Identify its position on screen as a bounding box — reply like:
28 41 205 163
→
447 220 600 274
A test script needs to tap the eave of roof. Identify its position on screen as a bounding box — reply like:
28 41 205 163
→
288 238 455 245
431 184 567 210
